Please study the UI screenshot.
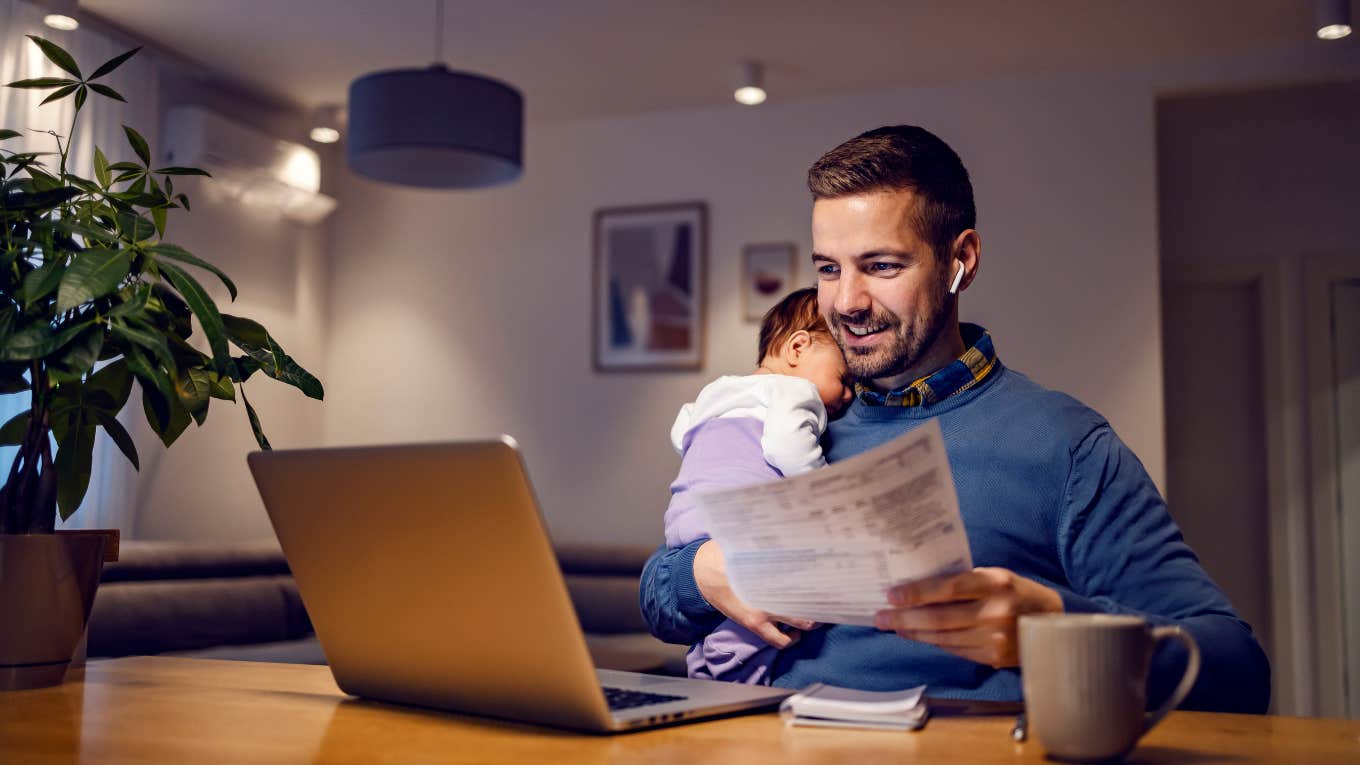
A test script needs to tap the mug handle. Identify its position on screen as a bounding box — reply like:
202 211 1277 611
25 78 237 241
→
1144 625 1201 733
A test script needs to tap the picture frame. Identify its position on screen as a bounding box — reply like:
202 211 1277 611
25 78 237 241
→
593 202 707 371
742 242 798 322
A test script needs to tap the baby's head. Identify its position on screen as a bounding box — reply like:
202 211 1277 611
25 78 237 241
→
757 288 854 416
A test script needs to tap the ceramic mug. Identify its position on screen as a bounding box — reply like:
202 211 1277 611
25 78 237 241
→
1018 613 1201 762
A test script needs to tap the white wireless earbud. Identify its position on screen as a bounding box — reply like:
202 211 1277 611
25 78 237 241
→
948 262 965 295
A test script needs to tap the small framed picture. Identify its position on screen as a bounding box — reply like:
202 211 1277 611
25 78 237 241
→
593 202 707 372
742 242 798 322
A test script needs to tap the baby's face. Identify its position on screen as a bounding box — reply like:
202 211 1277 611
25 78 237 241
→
798 340 854 417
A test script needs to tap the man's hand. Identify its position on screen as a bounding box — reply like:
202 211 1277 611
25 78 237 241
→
873 567 1064 668
694 540 816 649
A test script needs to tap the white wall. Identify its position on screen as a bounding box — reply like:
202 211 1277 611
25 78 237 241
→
322 43 1359 549
321 73 1164 547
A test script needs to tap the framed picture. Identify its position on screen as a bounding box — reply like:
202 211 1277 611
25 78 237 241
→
593 202 707 371
742 242 798 322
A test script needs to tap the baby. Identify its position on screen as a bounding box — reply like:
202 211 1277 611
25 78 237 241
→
665 287 852 684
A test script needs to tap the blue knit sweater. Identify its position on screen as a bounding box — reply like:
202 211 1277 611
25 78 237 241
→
639 363 1271 713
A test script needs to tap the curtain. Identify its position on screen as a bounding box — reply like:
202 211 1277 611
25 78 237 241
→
1 0 159 531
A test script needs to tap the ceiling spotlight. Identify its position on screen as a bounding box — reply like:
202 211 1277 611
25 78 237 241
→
734 60 767 106
309 105 343 144
43 0 79 30
1316 0 1352 39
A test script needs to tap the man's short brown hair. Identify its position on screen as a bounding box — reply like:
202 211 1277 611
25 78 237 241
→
757 287 832 364
807 125 976 261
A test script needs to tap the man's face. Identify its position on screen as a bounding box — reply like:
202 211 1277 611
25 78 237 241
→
811 190 954 389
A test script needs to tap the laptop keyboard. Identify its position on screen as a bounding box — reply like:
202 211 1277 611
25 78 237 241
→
602 685 688 711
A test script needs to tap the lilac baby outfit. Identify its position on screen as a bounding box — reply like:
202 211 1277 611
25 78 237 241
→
665 374 827 684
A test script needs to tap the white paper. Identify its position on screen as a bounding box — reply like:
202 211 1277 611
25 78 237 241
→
695 419 972 626
780 683 929 730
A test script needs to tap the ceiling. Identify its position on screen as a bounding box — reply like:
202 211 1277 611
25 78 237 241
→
80 0 1350 122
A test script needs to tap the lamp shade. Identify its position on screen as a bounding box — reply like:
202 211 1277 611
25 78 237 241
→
347 65 523 189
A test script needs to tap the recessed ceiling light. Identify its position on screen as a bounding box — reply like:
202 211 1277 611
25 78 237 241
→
734 61 766 106
309 105 343 144
43 14 78 30
42 0 79 30
1316 0 1352 39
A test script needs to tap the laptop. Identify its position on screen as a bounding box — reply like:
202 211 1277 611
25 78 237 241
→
247 437 793 732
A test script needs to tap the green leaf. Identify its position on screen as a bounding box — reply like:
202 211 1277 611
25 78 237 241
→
93 146 110 188
89 47 141 80
26 36 81 79
221 314 269 347
39 84 79 106
56 219 117 245
95 411 138 470
240 385 271 450
0 411 30 446
116 212 156 242
0 129 20 140
122 125 151 166
55 420 96 520
157 261 230 374
2 185 80 211
176 193 191 212
87 83 126 103
106 282 151 318
74 85 87 111
0 320 91 362
107 161 142 173
151 166 211 177
18 257 66 303
85 358 133 413
231 355 260 383
152 244 237 300
151 205 166 239
265 338 323 400
47 325 105 385
175 367 211 415
110 319 175 371
56 248 131 313
5 77 76 89
208 371 235 402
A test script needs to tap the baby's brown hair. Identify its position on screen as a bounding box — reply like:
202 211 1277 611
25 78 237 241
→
756 287 834 365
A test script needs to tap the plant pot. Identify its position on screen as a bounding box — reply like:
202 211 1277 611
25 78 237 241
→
0 533 107 691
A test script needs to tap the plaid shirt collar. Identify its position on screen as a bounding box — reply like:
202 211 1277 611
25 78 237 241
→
854 323 999 407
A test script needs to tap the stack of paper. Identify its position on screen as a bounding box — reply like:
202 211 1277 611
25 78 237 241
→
696 419 972 626
779 683 929 731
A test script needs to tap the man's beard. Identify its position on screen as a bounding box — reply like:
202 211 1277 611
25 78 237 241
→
830 300 950 384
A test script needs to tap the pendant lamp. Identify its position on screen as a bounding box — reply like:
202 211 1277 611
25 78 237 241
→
347 0 523 189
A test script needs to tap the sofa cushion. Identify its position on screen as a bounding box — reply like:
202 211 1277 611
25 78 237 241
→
101 540 289 582
88 575 310 657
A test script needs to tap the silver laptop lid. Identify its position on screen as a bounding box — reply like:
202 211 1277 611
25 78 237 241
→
248 438 614 730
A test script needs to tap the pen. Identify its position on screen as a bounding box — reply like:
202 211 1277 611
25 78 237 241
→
1011 712 1027 742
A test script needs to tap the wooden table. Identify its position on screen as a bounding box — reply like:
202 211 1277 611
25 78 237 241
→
1 657 1357 764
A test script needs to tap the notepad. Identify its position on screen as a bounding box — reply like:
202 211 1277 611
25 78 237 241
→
779 683 929 731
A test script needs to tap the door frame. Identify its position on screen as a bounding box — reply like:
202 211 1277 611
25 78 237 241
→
1303 253 1360 719
1162 257 1312 716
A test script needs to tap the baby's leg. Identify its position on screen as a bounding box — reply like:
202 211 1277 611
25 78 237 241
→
686 618 782 685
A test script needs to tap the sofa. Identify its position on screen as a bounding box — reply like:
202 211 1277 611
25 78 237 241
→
87 540 687 675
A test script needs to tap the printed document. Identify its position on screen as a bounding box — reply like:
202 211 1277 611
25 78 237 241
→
694 419 971 626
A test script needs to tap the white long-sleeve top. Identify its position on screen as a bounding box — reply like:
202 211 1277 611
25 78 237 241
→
669 374 828 477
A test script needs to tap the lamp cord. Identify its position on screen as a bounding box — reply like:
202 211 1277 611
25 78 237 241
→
433 0 444 65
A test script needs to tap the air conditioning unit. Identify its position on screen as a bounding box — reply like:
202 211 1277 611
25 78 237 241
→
161 106 337 224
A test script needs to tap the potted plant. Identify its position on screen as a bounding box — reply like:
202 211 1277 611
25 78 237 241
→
0 36 322 690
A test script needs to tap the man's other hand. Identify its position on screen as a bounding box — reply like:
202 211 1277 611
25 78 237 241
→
873 567 1064 668
694 539 817 649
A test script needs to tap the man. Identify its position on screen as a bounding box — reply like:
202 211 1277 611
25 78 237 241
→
640 125 1270 713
